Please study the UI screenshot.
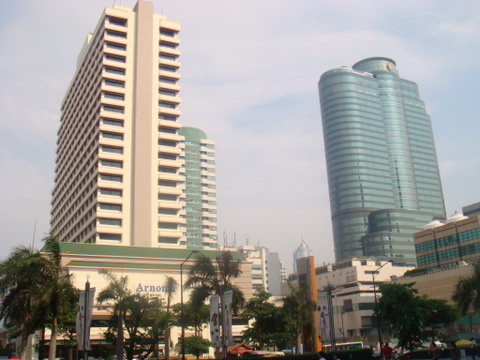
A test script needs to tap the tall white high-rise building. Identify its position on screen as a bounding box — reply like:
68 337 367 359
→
50 0 217 249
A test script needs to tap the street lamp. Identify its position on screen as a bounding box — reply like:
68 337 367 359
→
372 260 392 348
180 250 199 360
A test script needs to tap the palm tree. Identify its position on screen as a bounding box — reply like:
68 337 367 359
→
185 252 245 314
0 246 47 360
40 236 76 360
163 276 177 360
281 282 314 354
453 263 480 321
97 271 132 360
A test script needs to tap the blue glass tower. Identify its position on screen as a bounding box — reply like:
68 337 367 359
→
318 57 445 266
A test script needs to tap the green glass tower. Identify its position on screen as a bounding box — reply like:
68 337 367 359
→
318 57 445 266
179 126 218 249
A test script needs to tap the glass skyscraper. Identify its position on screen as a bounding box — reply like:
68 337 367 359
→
318 57 445 266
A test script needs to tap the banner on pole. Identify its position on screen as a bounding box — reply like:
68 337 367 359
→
223 290 234 346
76 287 96 351
209 295 222 348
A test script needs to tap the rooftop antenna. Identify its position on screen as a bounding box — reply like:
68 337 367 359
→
32 216 38 250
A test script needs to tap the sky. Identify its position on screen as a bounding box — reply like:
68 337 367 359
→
1 0 479 272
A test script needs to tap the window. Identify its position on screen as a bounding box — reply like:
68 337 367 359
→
159 89 177 96
106 30 126 38
99 188 122 196
101 159 122 168
99 233 121 241
99 218 122 226
159 53 177 61
159 77 177 85
158 237 178 244
159 140 176 147
158 194 177 201
106 42 126 51
101 145 123 154
105 54 126 63
108 16 127 26
160 29 176 37
100 174 122 182
102 118 123 127
159 127 177 134
103 105 124 113
99 203 122 211
159 114 177 121
102 132 123 141
158 222 177 229
104 67 125 76
104 79 124 88
159 41 177 49
158 208 177 215
159 65 177 73
159 166 176 174
158 180 177 187
103 92 124 101
158 153 176 160
159 101 177 109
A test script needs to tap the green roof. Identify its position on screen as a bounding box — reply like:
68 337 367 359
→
67 260 182 270
51 242 245 261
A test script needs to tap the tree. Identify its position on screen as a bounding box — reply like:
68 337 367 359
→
185 252 245 313
280 282 315 353
453 263 480 315
0 246 47 360
182 336 211 360
376 283 456 349
424 298 458 341
241 288 281 349
172 302 210 337
163 276 177 360
97 271 132 360
40 236 77 360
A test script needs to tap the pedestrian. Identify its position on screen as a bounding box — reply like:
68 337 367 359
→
382 343 393 360
451 342 460 360
318 351 327 360
430 341 440 360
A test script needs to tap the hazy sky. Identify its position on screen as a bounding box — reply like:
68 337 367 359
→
1 0 479 271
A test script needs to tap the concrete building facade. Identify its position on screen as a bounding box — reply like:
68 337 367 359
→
50 1 217 249
314 258 411 348
179 127 218 249
237 245 286 296
415 214 480 271
318 57 446 266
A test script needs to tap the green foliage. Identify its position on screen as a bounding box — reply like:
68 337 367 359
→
241 288 283 349
172 301 210 336
185 251 245 314
103 293 166 360
0 236 77 360
376 283 457 349
182 336 211 358
281 282 315 353
453 263 480 315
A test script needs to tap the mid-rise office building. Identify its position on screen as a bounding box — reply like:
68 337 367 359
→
415 214 480 271
318 57 446 266
314 258 411 347
50 1 217 249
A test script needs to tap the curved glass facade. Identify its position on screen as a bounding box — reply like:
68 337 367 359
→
318 57 445 266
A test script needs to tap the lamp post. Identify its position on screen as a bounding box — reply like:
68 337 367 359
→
372 260 392 349
180 250 199 360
